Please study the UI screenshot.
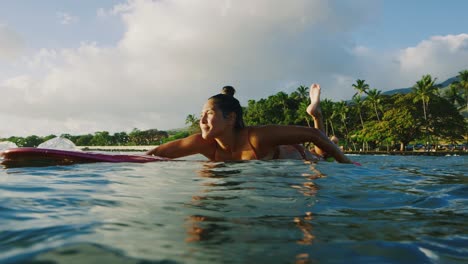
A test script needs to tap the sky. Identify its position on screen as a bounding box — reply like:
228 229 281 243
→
1 0 468 137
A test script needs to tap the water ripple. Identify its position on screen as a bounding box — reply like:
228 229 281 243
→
0 155 466 263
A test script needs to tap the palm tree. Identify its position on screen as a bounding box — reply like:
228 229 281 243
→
351 94 368 151
412 75 439 150
352 79 370 97
412 74 439 122
320 99 335 136
274 91 289 112
352 79 371 150
185 114 199 128
352 94 365 128
334 101 350 136
451 70 468 110
295 85 309 101
365 88 382 122
297 101 312 127
445 83 466 109
334 101 358 150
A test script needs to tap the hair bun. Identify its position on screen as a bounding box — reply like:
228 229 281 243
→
221 86 236 97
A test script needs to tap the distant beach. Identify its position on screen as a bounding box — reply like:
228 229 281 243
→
78 146 468 156
345 150 468 156
79 146 153 152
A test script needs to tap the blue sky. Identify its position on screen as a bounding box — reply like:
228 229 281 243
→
354 0 468 50
0 1 123 50
0 0 467 137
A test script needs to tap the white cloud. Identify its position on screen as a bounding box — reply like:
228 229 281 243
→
57 12 79 25
1 0 467 137
0 24 23 60
397 34 468 84
347 34 468 92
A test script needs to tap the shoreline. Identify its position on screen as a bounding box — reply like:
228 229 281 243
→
78 146 468 156
78 146 154 152
344 150 468 156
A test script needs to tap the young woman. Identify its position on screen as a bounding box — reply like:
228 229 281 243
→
146 84 352 163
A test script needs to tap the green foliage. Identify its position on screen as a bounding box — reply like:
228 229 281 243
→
128 128 168 145
161 131 190 143
1 129 172 147
351 94 365 128
23 135 43 147
90 131 111 146
412 74 439 121
185 114 201 134
451 70 468 111
445 83 466 109
365 88 383 121
244 90 308 127
5 135 46 147
379 94 422 150
352 79 370 96
75 134 93 146
426 96 467 142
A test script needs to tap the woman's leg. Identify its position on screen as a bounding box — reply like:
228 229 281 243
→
277 84 337 161
306 84 327 157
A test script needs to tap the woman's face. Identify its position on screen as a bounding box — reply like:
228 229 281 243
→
199 100 231 139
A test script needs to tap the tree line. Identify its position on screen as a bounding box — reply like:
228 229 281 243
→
1 128 190 148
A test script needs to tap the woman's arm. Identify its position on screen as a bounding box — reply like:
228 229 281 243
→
251 125 352 163
146 133 215 159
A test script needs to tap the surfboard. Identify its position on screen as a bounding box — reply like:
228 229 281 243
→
0 147 170 168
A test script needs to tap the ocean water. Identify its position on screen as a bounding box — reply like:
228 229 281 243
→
0 154 466 264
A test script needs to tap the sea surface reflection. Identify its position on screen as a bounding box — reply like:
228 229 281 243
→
0 154 467 263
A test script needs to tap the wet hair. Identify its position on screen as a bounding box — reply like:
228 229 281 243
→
209 86 245 129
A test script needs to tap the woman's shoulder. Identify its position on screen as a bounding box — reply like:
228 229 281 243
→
247 125 289 137
184 133 217 158
186 133 215 145
246 125 279 132
244 126 278 146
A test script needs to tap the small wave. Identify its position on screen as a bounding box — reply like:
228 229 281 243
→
38 137 77 150
0 141 18 151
